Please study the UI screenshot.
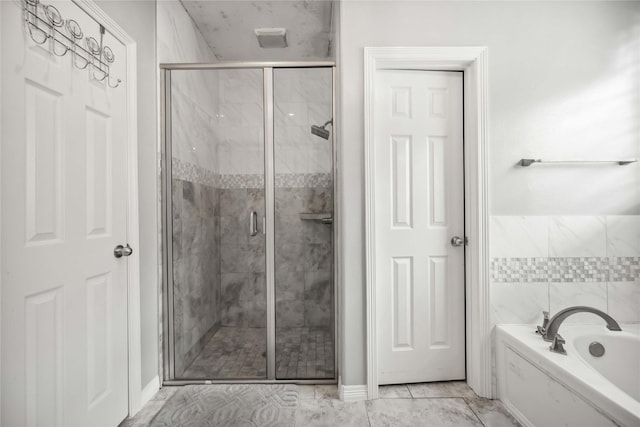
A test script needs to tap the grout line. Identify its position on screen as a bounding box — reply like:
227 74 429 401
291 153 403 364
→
364 399 373 427
407 385 416 399
403 384 411 399
411 395 477 400
462 397 487 427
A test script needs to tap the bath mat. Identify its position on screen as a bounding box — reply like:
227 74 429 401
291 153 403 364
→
149 384 299 427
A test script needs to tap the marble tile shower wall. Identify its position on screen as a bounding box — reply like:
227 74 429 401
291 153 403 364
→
212 68 333 177
274 68 333 176
168 65 334 367
216 182 334 330
215 69 265 177
219 187 267 328
158 0 220 378
172 179 221 376
272 69 334 329
157 0 217 65
275 186 334 329
170 71 221 376
490 216 640 327
171 70 219 173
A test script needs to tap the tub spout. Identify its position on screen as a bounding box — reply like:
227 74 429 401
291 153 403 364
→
542 306 622 343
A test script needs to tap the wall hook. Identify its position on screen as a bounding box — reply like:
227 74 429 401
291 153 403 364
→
108 76 121 88
21 0 122 89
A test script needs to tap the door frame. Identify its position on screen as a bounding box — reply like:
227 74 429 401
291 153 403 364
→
364 47 490 399
0 3 4 422
71 0 143 414
0 0 143 417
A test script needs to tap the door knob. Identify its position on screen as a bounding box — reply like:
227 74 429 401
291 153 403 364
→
114 244 133 258
450 236 465 247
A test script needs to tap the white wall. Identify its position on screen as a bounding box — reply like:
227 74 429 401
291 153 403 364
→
94 0 159 390
338 1 640 386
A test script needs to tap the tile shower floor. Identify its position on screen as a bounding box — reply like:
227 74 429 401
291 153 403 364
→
120 382 522 427
181 326 334 380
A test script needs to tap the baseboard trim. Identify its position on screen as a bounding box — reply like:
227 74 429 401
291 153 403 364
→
339 384 368 402
141 375 160 406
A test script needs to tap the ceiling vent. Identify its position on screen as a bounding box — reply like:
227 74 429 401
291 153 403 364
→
254 28 288 49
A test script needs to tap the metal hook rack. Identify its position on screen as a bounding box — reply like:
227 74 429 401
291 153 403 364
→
520 158 637 167
22 0 121 88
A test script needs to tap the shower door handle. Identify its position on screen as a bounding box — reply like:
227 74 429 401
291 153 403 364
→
249 211 258 237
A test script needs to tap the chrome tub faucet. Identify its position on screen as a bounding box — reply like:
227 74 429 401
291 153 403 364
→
537 306 622 355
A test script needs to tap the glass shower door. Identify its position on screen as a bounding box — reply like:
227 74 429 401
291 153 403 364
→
169 68 267 380
272 68 335 379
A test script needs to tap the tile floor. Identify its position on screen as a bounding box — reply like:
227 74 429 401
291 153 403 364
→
120 381 521 427
180 327 335 380
181 327 266 379
276 327 335 379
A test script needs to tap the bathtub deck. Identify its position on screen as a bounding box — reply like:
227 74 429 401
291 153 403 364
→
496 324 640 427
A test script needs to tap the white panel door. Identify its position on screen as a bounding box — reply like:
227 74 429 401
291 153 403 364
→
1 1 129 425
375 70 465 385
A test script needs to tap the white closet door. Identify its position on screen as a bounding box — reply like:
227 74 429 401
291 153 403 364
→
374 70 465 385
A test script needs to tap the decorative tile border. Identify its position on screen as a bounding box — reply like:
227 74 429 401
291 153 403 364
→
218 174 263 189
491 257 639 283
275 173 332 188
491 258 548 283
172 157 217 187
610 257 640 282
172 157 332 189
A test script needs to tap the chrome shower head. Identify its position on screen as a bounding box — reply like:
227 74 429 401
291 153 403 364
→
311 125 330 140
311 119 333 140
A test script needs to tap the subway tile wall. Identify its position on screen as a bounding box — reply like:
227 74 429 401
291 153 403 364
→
490 216 640 326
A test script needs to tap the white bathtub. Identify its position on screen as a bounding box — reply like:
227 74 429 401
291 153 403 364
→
496 323 640 427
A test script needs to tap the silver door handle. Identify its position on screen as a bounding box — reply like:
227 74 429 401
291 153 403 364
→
249 211 258 237
114 244 133 258
450 236 466 247
321 217 333 225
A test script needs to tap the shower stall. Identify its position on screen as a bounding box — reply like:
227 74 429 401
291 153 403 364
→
161 63 336 383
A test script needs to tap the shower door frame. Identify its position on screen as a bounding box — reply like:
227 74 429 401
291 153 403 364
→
160 62 338 384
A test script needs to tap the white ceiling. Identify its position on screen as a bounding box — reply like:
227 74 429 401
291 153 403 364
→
180 1 335 62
